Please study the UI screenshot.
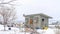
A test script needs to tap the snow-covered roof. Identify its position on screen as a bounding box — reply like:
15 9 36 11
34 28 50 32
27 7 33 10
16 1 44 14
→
24 13 52 18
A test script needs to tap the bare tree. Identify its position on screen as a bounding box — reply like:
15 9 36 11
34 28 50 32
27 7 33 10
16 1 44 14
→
0 0 17 31
0 6 16 31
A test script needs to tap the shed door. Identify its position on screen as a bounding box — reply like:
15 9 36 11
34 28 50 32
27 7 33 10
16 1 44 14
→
41 18 45 28
30 19 33 24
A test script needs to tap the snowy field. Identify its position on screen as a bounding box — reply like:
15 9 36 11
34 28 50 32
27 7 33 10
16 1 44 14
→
0 24 60 34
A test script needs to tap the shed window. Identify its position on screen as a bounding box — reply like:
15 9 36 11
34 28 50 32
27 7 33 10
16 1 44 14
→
33 17 39 23
26 18 29 23
42 19 44 21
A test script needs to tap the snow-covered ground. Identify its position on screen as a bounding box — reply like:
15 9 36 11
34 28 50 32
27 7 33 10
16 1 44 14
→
37 28 55 34
0 24 30 34
0 24 59 34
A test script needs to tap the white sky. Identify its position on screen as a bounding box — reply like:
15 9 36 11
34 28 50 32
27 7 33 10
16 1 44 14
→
15 0 60 22
0 0 60 23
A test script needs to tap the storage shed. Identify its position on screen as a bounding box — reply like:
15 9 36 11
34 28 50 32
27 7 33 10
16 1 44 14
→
24 13 52 29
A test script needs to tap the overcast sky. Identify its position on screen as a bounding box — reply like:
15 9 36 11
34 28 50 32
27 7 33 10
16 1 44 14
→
15 0 60 23
1 0 60 23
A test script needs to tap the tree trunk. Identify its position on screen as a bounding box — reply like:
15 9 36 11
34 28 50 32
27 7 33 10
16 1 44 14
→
4 24 6 31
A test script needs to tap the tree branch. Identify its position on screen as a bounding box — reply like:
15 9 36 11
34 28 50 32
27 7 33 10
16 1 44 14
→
7 0 16 3
0 0 17 5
